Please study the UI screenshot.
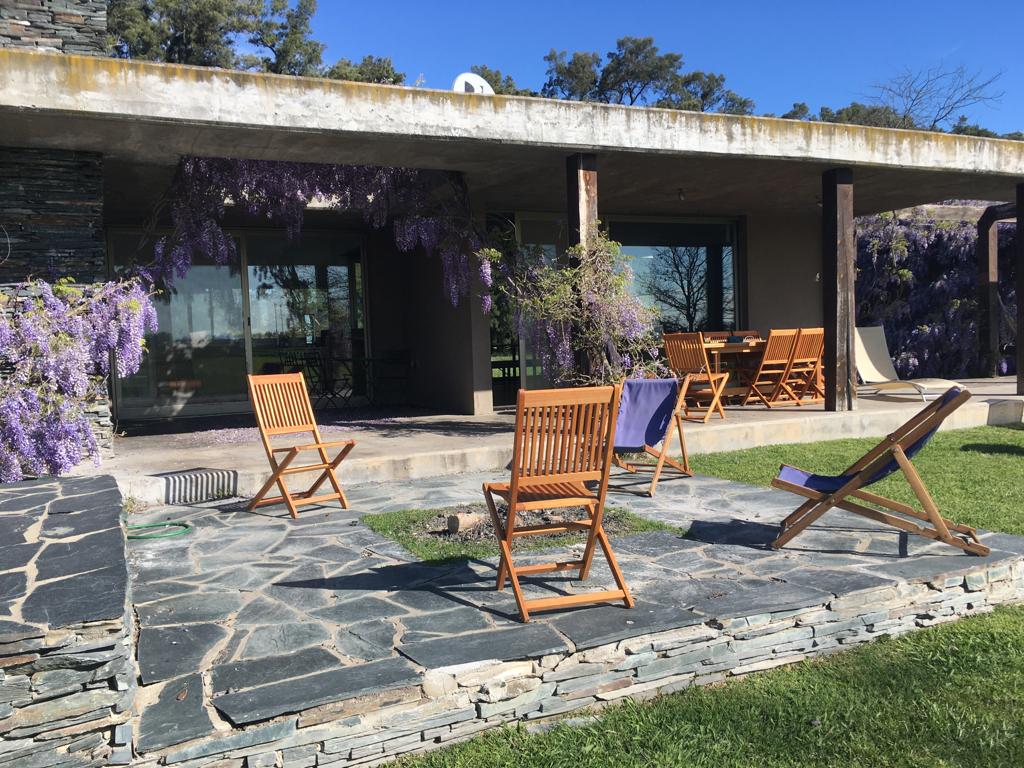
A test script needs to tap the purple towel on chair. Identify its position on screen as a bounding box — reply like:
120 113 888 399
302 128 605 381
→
614 378 679 451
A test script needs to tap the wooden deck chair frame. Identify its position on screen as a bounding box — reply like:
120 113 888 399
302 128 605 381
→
613 376 693 497
771 387 990 556
482 385 634 623
247 373 356 519
742 328 799 408
662 332 729 423
776 328 825 406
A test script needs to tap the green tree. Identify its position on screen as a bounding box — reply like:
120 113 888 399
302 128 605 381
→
541 49 601 100
658 71 754 115
245 0 323 76
108 0 258 67
327 55 405 85
597 37 681 105
470 65 535 96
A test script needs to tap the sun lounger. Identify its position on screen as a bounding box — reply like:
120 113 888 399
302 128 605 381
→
855 326 961 400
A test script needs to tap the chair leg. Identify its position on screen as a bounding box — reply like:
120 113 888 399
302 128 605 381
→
482 487 509 590
307 443 354 508
596 527 634 608
578 501 601 580
499 538 531 622
771 499 834 549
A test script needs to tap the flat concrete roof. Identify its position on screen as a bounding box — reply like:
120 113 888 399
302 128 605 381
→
2 49 1023 217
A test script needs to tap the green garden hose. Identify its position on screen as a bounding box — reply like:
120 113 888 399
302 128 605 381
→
125 522 192 540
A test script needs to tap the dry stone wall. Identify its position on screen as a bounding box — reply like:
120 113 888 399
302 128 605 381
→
0 1 106 55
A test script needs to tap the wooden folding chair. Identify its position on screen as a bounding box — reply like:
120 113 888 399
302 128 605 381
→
776 327 825 405
771 386 990 556
247 373 356 519
612 377 692 497
742 328 799 407
662 332 728 422
482 385 634 623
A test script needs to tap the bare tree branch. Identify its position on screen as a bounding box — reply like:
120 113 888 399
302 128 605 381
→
871 64 1004 131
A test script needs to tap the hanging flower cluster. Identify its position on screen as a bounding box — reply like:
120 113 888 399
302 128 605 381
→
857 213 1017 378
0 279 157 482
142 157 489 310
481 230 664 385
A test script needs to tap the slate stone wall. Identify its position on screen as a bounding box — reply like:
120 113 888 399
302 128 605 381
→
0 147 106 284
135 555 1024 766
0 1 107 55
0 475 135 767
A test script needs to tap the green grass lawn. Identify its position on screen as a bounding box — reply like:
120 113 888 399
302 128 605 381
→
362 506 680 564
399 606 1024 768
691 424 1024 536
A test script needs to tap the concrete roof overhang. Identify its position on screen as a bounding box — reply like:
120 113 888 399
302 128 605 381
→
2 49 1023 220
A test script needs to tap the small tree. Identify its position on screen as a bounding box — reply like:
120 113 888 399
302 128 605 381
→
643 246 708 331
482 231 663 385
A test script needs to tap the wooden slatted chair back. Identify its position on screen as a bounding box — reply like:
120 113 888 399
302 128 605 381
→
791 327 824 365
511 385 621 488
248 373 321 439
663 332 711 375
758 329 799 367
702 330 762 341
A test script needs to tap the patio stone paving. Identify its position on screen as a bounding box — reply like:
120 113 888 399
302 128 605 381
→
125 469 1024 761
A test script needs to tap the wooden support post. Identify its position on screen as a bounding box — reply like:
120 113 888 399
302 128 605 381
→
821 168 857 412
706 245 724 330
977 207 1002 378
566 153 598 248
1017 184 1024 395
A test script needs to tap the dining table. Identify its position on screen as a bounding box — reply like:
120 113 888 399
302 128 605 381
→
703 338 767 373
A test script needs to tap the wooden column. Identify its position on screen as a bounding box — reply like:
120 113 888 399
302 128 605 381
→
821 168 857 411
1017 184 1024 395
566 153 598 248
706 245 724 330
976 207 1003 378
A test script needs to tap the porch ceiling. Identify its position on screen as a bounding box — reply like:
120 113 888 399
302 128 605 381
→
3 49 1023 218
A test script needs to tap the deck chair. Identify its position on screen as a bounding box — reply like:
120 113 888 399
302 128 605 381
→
855 326 960 400
612 377 692 496
777 328 825 405
482 385 634 622
771 386 990 556
742 329 799 407
662 332 729 422
247 373 356 519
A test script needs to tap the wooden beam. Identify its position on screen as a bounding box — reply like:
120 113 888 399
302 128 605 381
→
566 153 598 248
821 168 857 411
977 205 1002 378
1017 184 1024 396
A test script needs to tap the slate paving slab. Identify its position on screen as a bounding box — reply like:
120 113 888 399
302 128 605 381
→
774 567 898 595
34 527 125 581
137 674 215 753
241 622 333 660
21 564 127 627
548 600 703 650
211 647 341 694
398 624 568 669
136 592 246 627
212 657 421 725
138 624 229 684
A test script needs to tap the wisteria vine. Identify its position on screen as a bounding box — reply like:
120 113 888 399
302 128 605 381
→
139 157 490 310
857 213 1017 378
0 279 157 482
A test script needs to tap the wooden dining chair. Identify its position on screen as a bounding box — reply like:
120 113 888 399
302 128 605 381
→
742 329 799 407
662 332 729 422
247 373 356 519
702 330 762 342
778 327 825 405
482 385 634 623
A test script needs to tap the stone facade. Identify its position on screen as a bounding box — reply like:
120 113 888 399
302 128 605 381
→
0 147 105 284
0 1 106 55
0 475 135 767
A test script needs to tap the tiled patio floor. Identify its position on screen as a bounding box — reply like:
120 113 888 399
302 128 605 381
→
126 469 1024 762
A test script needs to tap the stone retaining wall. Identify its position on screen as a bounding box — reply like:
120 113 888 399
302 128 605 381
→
0 1 106 55
0 475 134 767
134 554 1024 767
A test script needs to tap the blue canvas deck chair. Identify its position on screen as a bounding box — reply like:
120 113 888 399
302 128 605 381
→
771 386 990 556
612 377 692 496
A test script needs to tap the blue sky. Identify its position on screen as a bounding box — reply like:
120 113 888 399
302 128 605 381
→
312 0 1024 133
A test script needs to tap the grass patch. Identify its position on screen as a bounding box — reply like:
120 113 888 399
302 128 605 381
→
691 424 1024 536
363 505 681 564
398 606 1024 768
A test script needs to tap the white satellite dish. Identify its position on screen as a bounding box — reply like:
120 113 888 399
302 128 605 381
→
452 72 495 95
